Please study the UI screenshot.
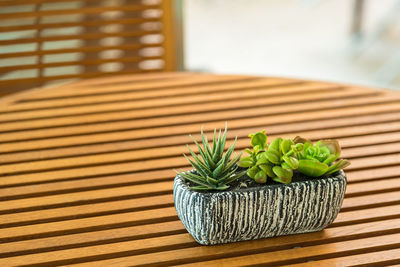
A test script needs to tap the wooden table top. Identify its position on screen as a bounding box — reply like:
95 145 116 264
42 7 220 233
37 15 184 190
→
1 72 400 266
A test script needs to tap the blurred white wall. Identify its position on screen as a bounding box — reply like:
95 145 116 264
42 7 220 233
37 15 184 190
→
183 0 400 89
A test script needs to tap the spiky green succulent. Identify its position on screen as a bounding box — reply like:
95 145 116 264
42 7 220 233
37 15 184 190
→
177 125 246 191
293 136 350 177
238 130 300 184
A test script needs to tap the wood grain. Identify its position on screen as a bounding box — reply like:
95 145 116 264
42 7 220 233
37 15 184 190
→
0 73 399 266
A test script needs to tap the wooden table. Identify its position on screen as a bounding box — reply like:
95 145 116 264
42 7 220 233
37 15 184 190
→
0 72 400 266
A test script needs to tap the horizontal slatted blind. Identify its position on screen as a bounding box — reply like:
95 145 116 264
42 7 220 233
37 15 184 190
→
0 0 177 96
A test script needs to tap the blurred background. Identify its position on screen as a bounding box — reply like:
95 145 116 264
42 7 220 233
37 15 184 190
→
1 0 399 96
185 0 400 90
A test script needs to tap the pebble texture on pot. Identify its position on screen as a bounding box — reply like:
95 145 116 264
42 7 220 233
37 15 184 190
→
173 170 347 245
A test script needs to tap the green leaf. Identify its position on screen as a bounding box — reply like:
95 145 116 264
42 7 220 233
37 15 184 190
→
298 159 329 177
186 145 210 171
250 130 267 150
215 184 230 190
224 152 242 172
265 149 280 164
319 139 341 157
223 137 237 165
268 137 282 152
280 139 294 155
212 130 221 163
323 154 339 166
259 164 275 178
238 159 254 167
325 159 351 175
190 185 213 190
218 167 239 183
245 148 253 155
293 136 312 144
178 171 211 188
256 152 264 161
282 155 299 169
281 162 291 169
212 163 224 178
291 143 304 153
189 135 210 168
200 126 209 153
206 175 219 185
212 128 217 154
272 166 293 184
247 166 259 179
254 171 267 183
222 170 246 184
256 157 269 166
183 154 212 177
220 124 228 154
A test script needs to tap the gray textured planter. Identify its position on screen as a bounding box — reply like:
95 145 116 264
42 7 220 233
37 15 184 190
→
173 170 346 245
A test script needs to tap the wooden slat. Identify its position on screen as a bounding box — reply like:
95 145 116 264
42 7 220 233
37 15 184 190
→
0 0 101 7
0 56 162 72
0 43 161 59
0 17 159 34
0 30 161 45
287 248 400 266
0 4 160 20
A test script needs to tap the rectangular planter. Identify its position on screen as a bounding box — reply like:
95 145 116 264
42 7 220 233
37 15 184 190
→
173 170 346 245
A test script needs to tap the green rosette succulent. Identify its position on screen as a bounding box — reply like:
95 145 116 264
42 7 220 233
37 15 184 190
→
238 130 301 184
293 136 350 177
176 125 246 191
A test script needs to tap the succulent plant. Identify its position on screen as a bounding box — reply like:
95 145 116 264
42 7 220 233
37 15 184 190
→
293 136 350 177
238 130 301 184
177 125 246 191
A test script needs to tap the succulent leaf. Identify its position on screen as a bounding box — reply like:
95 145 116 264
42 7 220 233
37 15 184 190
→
247 165 260 179
238 131 299 184
255 171 267 183
282 155 299 169
294 136 350 177
250 130 267 150
268 137 282 152
298 159 329 177
325 159 351 175
259 164 275 178
280 139 294 155
272 166 293 184
180 124 244 191
265 150 280 164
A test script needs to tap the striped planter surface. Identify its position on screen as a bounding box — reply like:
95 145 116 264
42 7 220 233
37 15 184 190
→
173 171 347 245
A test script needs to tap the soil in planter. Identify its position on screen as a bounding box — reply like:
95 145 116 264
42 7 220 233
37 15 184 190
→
182 167 340 193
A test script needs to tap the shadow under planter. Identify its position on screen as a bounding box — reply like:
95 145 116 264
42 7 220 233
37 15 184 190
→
173 170 347 245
